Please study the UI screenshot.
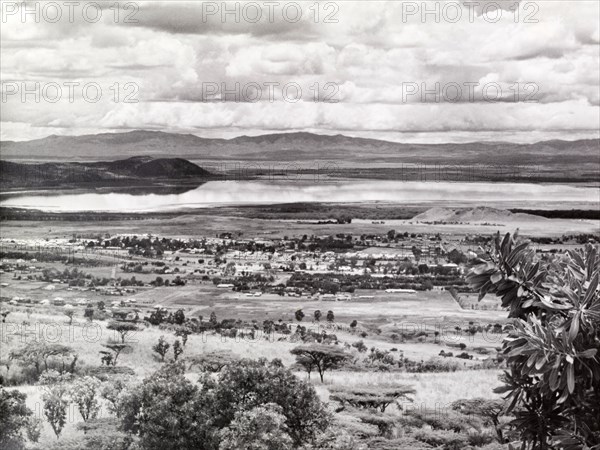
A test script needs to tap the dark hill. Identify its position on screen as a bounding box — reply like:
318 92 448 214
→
0 157 212 189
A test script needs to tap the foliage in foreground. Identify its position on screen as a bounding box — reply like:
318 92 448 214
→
468 233 600 449
0 387 40 450
118 358 330 449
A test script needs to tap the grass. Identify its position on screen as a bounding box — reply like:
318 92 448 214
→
0 250 507 447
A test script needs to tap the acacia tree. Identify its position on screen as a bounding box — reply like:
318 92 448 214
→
187 351 239 373
100 343 131 366
64 308 75 325
291 344 351 382
467 233 600 449
107 321 139 344
329 385 415 413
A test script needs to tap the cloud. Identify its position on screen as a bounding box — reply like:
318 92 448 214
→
1 0 598 142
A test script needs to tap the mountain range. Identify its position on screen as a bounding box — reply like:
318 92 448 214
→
1 131 598 166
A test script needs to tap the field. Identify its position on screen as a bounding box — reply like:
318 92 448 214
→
1 209 596 449
1 306 504 444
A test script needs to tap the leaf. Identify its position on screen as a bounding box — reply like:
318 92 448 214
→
501 233 511 258
526 262 540 281
583 273 598 304
579 349 597 358
540 296 572 311
567 364 575 394
568 314 579 343
549 367 560 391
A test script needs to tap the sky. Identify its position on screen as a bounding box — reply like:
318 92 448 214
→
1 0 599 143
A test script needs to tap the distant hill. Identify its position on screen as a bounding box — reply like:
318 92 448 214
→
413 206 548 223
0 156 212 188
1 131 598 168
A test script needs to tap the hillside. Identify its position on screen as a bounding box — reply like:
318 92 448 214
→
413 206 548 223
1 131 598 167
0 156 212 189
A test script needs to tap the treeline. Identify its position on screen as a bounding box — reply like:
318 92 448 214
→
510 208 600 220
287 272 470 294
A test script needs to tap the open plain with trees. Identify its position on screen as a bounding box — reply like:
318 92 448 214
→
1 207 598 449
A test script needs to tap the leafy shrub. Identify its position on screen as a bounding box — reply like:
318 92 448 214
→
0 388 40 449
412 428 469 450
468 234 600 448
219 403 293 450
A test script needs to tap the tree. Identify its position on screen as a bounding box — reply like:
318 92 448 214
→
119 360 329 449
187 351 239 373
99 343 131 366
350 320 358 331
118 362 213 450
173 340 183 361
209 311 218 326
148 308 167 325
295 309 305 322
450 398 506 443
326 310 335 322
201 358 330 447
10 342 77 379
70 376 101 422
447 248 467 265
329 385 414 412
467 233 600 449
411 245 422 261
293 355 316 380
290 344 351 382
1 311 9 323
0 388 40 449
107 321 139 344
41 377 70 439
64 308 75 325
175 326 192 347
173 309 185 325
219 403 293 450
84 307 94 321
153 336 170 362
314 310 322 322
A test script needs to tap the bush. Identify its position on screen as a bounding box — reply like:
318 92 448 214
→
468 234 600 447
119 359 330 449
219 403 293 450
412 428 469 450
0 388 39 449
202 358 331 446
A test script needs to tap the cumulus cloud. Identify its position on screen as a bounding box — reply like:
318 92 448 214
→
1 0 598 141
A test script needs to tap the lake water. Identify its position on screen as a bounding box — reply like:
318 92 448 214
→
0 181 597 213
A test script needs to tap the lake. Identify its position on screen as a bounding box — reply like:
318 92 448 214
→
0 181 597 213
